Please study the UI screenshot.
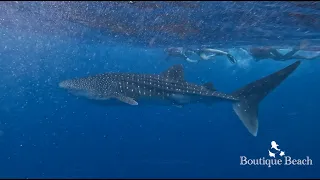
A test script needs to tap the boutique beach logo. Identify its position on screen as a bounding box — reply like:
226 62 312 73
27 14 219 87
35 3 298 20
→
240 141 313 168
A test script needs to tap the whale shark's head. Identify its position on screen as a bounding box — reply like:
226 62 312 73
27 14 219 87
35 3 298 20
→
59 78 88 91
59 75 112 99
59 78 94 98
59 73 120 101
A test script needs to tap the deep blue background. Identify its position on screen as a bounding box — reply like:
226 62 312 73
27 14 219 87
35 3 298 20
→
0 1 319 178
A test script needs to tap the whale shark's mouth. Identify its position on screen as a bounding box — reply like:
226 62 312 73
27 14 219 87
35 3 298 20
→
59 80 84 90
58 80 71 89
67 89 90 97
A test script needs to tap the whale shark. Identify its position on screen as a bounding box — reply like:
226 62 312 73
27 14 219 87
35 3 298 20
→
59 61 301 136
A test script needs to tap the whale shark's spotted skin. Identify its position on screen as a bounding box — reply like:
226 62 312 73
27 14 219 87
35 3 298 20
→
59 65 238 105
59 62 301 137
79 73 237 100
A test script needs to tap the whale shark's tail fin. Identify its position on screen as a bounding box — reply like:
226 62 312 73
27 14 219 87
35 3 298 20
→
232 61 301 136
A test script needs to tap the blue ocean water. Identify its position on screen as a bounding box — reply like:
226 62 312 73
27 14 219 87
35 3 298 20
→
0 1 319 178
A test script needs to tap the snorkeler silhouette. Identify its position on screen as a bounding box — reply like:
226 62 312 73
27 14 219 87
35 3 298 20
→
164 47 237 64
244 46 320 62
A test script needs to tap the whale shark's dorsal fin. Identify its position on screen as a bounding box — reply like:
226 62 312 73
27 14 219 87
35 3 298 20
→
161 64 185 81
203 82 216 91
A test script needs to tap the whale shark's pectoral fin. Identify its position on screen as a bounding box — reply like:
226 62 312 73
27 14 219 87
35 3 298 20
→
170 94 191 104
117 96 138 105
103 82 138 105
113 93 138 105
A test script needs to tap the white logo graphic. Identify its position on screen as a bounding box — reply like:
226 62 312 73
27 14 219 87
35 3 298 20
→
268 141 285 158
240 141 313 168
